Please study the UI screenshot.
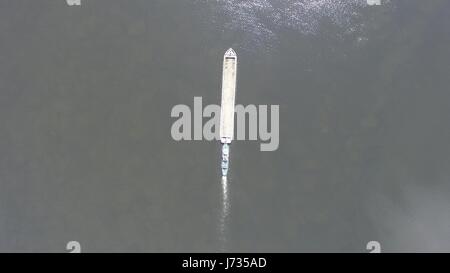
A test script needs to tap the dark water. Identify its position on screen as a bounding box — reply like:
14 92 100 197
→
1 0 450 252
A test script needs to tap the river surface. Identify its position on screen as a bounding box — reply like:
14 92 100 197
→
1 0 450 252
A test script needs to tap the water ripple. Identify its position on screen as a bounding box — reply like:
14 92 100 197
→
196 0 392 50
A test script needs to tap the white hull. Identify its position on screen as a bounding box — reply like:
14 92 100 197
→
220 48 237 144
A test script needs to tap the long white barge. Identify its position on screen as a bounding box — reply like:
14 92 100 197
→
220 48 237 177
